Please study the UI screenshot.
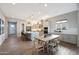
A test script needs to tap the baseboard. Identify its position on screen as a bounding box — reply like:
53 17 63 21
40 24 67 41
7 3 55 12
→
60 40 77 46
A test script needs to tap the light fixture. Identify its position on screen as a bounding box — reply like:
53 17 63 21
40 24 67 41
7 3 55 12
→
44 4 47 7
56 20 67 23
11 25 15 28
41 15 50 19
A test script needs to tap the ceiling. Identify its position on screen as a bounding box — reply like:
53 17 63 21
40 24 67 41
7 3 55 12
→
0 3 77 20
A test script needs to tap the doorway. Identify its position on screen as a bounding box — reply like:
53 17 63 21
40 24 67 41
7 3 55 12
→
8 22 17 36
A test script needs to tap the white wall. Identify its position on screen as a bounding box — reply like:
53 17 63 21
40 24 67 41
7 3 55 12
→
47 11 78 44
48 11 78 34
77 4 79 47
0 9 8 45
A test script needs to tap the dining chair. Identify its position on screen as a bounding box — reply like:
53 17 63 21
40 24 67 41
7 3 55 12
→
21 32 26 41
33 38 45 55
47 39 60 54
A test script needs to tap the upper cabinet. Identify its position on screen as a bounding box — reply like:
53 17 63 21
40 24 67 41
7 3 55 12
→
43 20 49 27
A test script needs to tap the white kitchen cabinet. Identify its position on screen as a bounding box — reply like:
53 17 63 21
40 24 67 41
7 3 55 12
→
62 34 77 44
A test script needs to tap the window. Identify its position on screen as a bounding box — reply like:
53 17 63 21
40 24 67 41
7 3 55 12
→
55 20 68 32
0 18 4 35
0 19 1 35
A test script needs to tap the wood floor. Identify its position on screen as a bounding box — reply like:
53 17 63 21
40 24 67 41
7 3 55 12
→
0 36 78 55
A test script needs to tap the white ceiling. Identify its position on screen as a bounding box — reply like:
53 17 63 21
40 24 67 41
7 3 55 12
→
0 3 77 20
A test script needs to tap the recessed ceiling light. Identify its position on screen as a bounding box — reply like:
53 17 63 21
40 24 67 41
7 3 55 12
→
12 3 16 5
44 4 47 7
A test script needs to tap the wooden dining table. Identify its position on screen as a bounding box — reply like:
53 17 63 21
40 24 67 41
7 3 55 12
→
36 34 60 42
35 34 60 53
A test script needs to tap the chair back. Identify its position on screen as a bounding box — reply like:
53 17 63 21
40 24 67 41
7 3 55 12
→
34 38 45 48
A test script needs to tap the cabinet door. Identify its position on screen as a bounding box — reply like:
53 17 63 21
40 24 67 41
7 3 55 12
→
62 34 77 44
69 35 77 44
